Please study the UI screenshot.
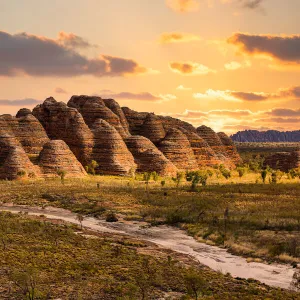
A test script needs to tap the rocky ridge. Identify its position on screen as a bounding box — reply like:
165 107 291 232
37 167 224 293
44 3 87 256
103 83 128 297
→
0 96 241 179
231 130 300 143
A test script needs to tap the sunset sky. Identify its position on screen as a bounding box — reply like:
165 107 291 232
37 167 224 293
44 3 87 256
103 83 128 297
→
1 0 300 134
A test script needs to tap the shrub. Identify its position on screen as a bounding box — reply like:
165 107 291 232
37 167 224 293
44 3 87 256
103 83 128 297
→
261 170 268 183
237 167 247 178
172 172 185 189
186 171 208 191
17 170 26 178
106 212 118 223
219 165 231 179
85 160 99 175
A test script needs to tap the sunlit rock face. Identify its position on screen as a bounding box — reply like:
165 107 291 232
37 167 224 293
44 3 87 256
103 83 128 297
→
68 95 129 138
158 128 198 171
91 119 136 175
197 125 235 168
0 113 49 155
33 97 94 167
0 96 242 180
38 140 87 178
217 132 242 165
0 132 40 180
264 151 300 172
140 114 166 144
125 135 177 176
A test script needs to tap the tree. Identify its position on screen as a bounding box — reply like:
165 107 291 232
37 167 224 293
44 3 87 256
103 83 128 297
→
183 270 207 300
86 160 99 175
76 214 85 230
237 167 246 178
186 171 208 191
172 172 185 189
57 169 66 184
261 169 268 184
10 267 38 300
143 172 152 193
219 165 231 180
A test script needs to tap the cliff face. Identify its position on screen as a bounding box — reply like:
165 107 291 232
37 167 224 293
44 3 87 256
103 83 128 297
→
0 96 241 179
231 130 300 143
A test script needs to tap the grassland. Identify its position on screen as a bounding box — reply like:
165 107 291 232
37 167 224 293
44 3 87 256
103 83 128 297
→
235 142 300 161
0 211 298 299
1 169 299 267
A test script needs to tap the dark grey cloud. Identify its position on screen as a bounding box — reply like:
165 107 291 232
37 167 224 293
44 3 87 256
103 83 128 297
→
55 87 68 94
240 0 264 10
0 98 40 106
0 31 148 77
230 91 268 101
267 108 300 117
228 33 300 63
259 117 300 123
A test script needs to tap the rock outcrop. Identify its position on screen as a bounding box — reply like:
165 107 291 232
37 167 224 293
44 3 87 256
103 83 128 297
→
0 133 39 180
0 113 50 155
0 95 242 180
197 125 234 168
39 140 87 178
264 151 300 172
140 114 166 144
125 135 177 176
33 97 94 166
68 96 129 138
158 128 197 171
231 130 300 143
91 119 136 175
218 132 242 165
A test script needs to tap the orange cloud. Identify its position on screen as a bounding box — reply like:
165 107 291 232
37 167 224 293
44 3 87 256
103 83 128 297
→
159 32 201 44
228 33 300 64
170 61 216 75
194 86 300 102
166 0 200 13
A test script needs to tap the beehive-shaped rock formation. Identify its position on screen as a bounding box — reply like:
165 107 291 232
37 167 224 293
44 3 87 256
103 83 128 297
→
218 132 242 165
0 96 242 180
0 133 39 180
196 125 234 167
180 128 220 167
122 107 149 135
0 113 49 155
158 128 197 170
264 151 300 172
103 99 130 136
33 97 94 166
92 119 136 175
68 96 129 138
39 140 87 178
16 108 32 118
125 135 177 176
140 114 166 144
